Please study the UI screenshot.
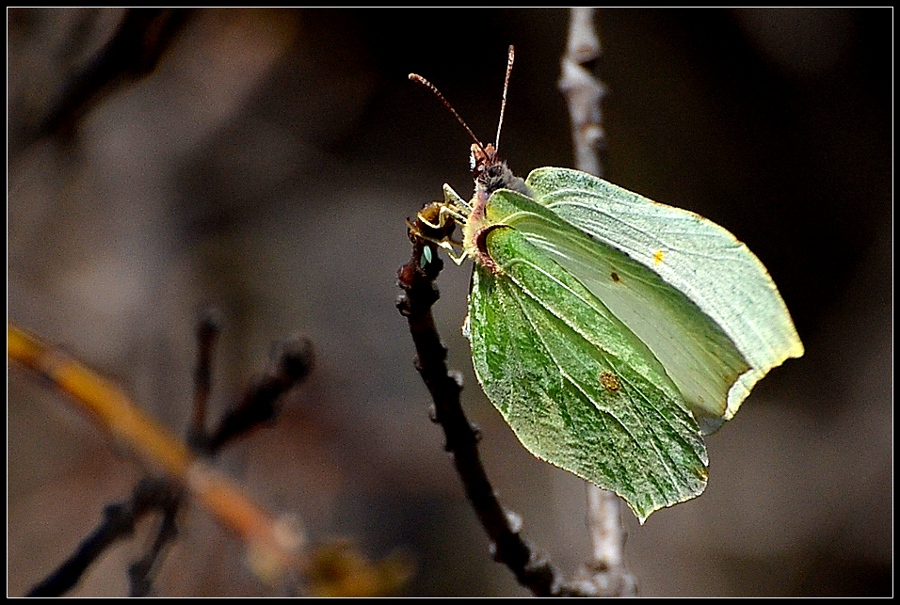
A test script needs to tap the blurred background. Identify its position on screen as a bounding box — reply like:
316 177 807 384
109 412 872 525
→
8 8 891 596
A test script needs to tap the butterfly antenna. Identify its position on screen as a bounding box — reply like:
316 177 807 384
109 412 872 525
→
409 72 488 156
495 45 515 151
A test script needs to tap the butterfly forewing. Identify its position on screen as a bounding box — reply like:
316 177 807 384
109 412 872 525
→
486 187 751 434
520 168 803 432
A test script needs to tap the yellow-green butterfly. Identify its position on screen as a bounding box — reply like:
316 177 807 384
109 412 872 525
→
409 47 803 523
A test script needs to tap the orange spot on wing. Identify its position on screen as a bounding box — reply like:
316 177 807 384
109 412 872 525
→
600 371 621 393
653 250 665 264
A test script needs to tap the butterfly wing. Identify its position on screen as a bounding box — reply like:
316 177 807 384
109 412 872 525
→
467 190 708 522
481 184 750 434
520 168 804 433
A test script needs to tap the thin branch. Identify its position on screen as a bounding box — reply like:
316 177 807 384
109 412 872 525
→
186 308 314 458
559 7 607 178
127 483 182 596
188 308 220 450
570 486 637 596
558 8 637 597
27 477 178 597
202 334 314 455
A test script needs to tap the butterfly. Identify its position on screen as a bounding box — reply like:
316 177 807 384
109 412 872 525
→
408 47 803 523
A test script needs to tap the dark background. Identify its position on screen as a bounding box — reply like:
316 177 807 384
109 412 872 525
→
8 8 891 596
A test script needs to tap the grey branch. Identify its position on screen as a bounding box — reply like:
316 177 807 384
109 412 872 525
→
558 8 637 597
559 7 607 178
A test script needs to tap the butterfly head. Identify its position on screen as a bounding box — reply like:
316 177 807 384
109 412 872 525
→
471 142 530 198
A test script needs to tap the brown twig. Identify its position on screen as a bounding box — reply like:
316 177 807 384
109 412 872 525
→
27 477 179 597
188 309 221 450
127 486 181 596
201 334 314 456
398 231 599 596
185 308 314 457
